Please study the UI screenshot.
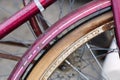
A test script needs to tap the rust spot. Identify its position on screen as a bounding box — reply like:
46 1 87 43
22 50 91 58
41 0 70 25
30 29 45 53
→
102 21 114 31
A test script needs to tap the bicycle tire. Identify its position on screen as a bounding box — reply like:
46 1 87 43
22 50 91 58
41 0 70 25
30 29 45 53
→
27 11 113 80
9 0 112 79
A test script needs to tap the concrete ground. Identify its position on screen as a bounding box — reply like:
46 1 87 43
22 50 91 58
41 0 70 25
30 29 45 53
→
0 0 91 79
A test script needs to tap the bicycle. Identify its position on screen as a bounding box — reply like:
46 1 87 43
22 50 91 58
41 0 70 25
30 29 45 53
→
0 0 119 80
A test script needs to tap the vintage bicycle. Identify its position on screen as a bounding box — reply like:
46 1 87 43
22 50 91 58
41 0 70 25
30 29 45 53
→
0 0 120 80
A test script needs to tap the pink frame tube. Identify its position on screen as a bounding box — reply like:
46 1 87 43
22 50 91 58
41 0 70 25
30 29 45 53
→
8 0 111 79
0 0 56 39
111 0 120 49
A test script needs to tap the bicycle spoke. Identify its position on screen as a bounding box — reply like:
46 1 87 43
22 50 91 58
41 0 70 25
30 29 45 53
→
80 51 102 79
86 43 103 70
65 60 89 80
68 0 75 12
86 43 110 80
57 0 65 19
90 45 111 51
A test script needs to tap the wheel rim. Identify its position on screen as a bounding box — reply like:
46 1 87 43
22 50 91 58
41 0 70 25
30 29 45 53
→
28 12 114 80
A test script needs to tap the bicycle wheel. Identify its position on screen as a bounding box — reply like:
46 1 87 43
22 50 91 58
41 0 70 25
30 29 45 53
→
0 0 85 79
27 11 113 80
8 0 113 79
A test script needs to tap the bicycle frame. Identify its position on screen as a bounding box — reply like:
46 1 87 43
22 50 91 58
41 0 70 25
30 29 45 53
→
0 0 56 39
0 0 119 80
111 0 120 49
23 0 49 37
